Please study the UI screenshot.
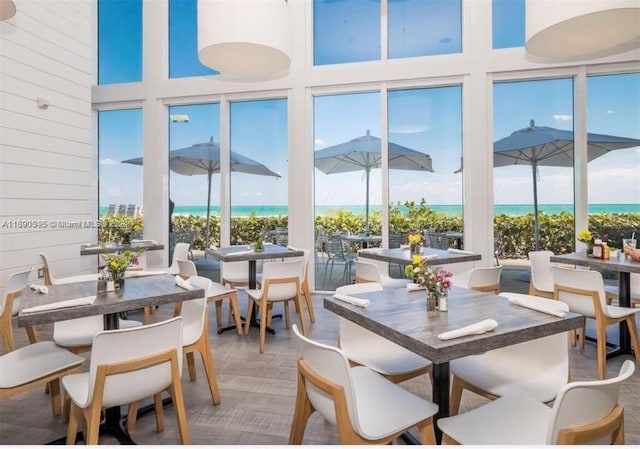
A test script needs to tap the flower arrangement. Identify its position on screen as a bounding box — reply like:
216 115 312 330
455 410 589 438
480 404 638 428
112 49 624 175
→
406 231 424 245
405 256 452 293
100 250 142 286
577 229 593 245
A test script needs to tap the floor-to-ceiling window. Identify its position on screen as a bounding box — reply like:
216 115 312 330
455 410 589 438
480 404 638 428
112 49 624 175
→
98 0 142 84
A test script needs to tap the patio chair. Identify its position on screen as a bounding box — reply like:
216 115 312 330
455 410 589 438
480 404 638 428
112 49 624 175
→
1 267 38 352
323 234 356 287
604 273 640 307
354 259 410 289
453 266 503 294
528 250 555 298
425 231 449 250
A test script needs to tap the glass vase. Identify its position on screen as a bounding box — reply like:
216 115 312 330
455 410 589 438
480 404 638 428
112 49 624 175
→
427 291 438 311
410 243 422 255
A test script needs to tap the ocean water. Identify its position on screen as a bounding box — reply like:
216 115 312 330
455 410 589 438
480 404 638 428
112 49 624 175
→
100 204 639 217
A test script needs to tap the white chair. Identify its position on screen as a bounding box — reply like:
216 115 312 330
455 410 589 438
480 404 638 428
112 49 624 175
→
528 250 555 298
245 260 307 353
336 283 432 383
605 273 640 307
1 268 37 352
167 242 190 275
354 259 410 289
288 324 437 444
220 260 250 289
438 360 635 445
63 317 190 445
40 252 98 286
454 266 503 294
177 259 243 335
553 266 640 379
449 294 569 415
287 246 315 323
0 341 84 417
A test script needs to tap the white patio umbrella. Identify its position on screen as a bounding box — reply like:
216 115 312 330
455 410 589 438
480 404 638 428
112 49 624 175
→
123 137 280 247
494 120 640 250
314 130 434 233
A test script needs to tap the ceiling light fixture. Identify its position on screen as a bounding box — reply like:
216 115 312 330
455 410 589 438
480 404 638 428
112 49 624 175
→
525 0 640 62
0 0 17 21
197 0 291 81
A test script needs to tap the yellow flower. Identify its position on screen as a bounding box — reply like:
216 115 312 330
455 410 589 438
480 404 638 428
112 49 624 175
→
577 229 593 243
408 234 422 244
412 255 423 265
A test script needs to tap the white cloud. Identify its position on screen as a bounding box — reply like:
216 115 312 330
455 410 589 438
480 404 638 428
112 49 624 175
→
314 138 326 147
100 158 117 165
606 110 614 115
552 114 572 122
389 124 431 134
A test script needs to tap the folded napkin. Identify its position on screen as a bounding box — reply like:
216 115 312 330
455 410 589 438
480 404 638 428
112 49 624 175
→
406 283 426 291
505 293 567 318
422 254 439 260
229 249 253 256
132 239 158 245
437 319 498 340
332 293 370 308
400 244 411 250
29 284 48 294
447 248 475 255
22 295 96 314
175 276 193 290
125 270 168 278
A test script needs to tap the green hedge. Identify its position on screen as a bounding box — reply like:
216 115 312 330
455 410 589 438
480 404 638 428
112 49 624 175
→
99 201 639 258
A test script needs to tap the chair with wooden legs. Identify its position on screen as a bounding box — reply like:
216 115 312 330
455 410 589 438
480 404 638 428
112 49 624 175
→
353 259 410 289
335 283 432 384
553 266 640 379
288 324 438 445
221 260 250 289
63 317 189 445
39 252 99 286
528 250 555 298
0 341 84 417
245 260 307 354
286 246 315 323
177 259 242 335
455 266 503 294
449 295 570 415
438 360 635 445
1 268 38 352
605 273 640 306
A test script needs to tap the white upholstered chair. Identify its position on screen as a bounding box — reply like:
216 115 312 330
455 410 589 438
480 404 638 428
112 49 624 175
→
167 242 190 275
40 252 98 286
63 317 189 445
605 273 640 307
1 268 37 352
354 259 410 289
246 260 307 353
288 324 438 445
454 266 503 294
438 360 635 445
220 260 250 289
335 283 432 383
449 294 569 415
553 266 640 379
528 250 555 298
0 341 84 417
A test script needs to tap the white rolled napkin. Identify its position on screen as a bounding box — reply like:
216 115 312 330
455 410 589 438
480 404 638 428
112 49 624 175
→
230 250 253 256
422 253 439 260
29 284 48 294
437 319 498 340
400 244 410 250
447 248 475 255
406 283 426 291
125 270 168 278
332 293 370 308
504 293 567 318
22 295 96 314
175 276 193 290
132 239 158 245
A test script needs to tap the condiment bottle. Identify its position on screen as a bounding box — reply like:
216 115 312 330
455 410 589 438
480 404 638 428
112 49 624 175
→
592 239 604 259
603 242 611 259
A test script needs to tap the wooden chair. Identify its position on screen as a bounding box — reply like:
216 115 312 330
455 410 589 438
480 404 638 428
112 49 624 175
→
449 295 570 415
438 360 635 445
553 266 640 379
1 268 37 352
0 341 84 417
63 317 189 445
528 250 555 298
288 324 437 445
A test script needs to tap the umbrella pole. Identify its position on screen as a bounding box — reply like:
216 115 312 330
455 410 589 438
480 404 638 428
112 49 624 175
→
365 168 370 234
532 163 540 251
205 171 212 258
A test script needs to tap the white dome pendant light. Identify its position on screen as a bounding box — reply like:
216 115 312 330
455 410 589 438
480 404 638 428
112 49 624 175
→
525 0 640 62
0 0 17 21
198 0 291 81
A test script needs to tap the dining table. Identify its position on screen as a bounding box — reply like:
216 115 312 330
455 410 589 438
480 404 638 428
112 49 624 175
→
358 246 481 266
341 233 383 249
550 252 640 358
205 244 304 334
17 274 203 445
324 286 585 443
80 240 165 255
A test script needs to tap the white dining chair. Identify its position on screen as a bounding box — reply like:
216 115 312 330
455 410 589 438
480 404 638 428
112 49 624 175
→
553 266 640 379
449 294 569 415
354 259 410 289
528 250 555 298
63 317 189 445
605 272 640 307
335 283 432 384
454 266 503 294
438 360 635 445
220 260 250 289
288 324 438 445
40 252 99 286
1 267 37 352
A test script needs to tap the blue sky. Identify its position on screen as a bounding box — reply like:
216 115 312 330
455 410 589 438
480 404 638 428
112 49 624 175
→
98 0 640 210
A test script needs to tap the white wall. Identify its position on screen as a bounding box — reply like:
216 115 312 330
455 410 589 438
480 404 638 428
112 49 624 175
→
0 0 94 290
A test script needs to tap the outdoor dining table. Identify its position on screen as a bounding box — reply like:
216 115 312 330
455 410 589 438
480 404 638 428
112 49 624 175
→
550 252 640 358
358 246 481 266
342 233 382 249
80 240 165 255
17 274 202 444
205 244 304 334
324 286 584 443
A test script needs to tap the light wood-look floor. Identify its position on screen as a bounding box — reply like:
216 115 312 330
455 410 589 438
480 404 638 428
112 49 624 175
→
1 292 639 445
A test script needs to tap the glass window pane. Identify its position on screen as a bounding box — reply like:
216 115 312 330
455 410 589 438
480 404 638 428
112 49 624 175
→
388 0 461 59
169 0 218 78
493 78 574 254
169 104 220 251
314 91 381 290
98 0 142 85
230 99 288 245
492 0 525 49
388 86 463 249
587 73 640 248
98 109 143 241
314 0 381 65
